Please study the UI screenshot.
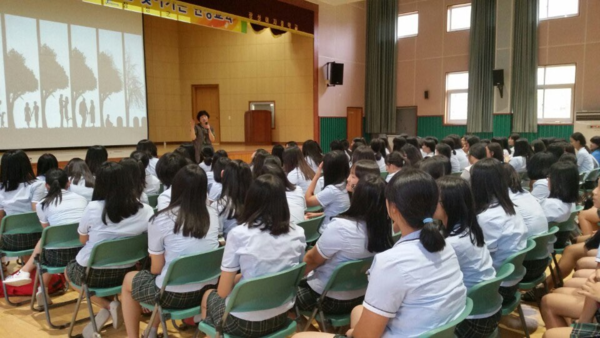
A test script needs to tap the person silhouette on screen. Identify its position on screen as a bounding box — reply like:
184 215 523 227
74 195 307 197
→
24 102 32 128
79 98 88 127
59 95 64 128
33 101 39 128
89 100 96 127
106 114 113 127
64 96 70 127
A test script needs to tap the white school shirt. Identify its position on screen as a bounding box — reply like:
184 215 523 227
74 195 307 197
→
287 168 312 194
577 148 596 172
315 182 350 233
460 165 472 182
206 170 215 192
76 201 154 268
450 155 461 173
423 152 434 158
148 206 220 292
477 205 528 273
157 187 172 210
208 182 222 202
0 183 36 215
531 179 550 202
32 176 48 203
199 162 212 173
446 229 496 295
541 198 574 224
509 156 527 173
145 174 161 195
376 158 386 173
420 149 428 158
455 149 469 170
36 190 88 226
385 171 398 183
69 178 94 202
503 149 510 159
308 218 375 300
286 186 306 225
314 176 324 194
305 157 319 173
216 197 239 237
509 190 548 238
221 223 305 321
363 230 467 338
146 157 159 177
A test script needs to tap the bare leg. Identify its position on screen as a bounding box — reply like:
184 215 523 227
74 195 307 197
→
18 240 42 274
576 257 597 270
554 287 585 296
578 208 600 235
579 295 598 323
122 271 141 338
63 265 110 310
573 270 595 279
541 293 585 329
546 242 588 289
543 327 574 338
350 305 363 328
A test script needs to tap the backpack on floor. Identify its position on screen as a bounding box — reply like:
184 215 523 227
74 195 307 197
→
0 268 67 297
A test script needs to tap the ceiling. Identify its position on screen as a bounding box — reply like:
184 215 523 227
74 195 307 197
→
307 0 364 6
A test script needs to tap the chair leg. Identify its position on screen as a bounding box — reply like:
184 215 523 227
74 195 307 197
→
159 307 169 338
0 255 31 306
548 264 558 290
517 303 530 338
30 261 41 312
171 319 188 331
318 309 327 333
143 305 159 338
552 253 564 287
68 286 86 338
84 287 100 335
303 307 319 332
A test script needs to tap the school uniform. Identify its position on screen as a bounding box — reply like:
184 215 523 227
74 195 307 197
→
315 182 350 233
66 201 154 288
508 156 527 173
199 162 212 173
420 149 428 158
541 198 575 250
362 230 467 338
531 179 550 202
208 182 222 202
147 157 159 177
286 186 306 225
450 155 461 173
287 168 312 194
503 149 510 159
386 171 398 183
592 149 600 166
157 187 171 211
216 198 239 238
455 149 469 170
423 152 434 159
314 176 324 194
297 218 375 314
206 170 215 193
131 206 219 309
375 158 386 173
461 165 472 182
508 190 548 238
305 157 319 173
144 174 161 195
68 178 94 202
31 176 48 203
0 183 39 251
577 148 596 172
140 192 149 205
204 222 305 337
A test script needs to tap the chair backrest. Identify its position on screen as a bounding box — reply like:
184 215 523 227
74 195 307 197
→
526 226 559 261
147 194 159 208
580 171 590 187
380 171 389 180
467 263 514 316
586 168 600 183
549 205 583 233
500 239 536 282
161 247 224 289
0 212 43 236
40 222 81 250
224 263 306 314
297 216 324 243
88 233 148 268
324 257 373 294
419 298 473 338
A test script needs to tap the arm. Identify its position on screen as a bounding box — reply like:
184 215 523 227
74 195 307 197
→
150 253 166 275
207 125 216 142
190 120 197 140
79 234 89 245
41 222 50 228
217 270 237 298
351 308 390 338
303 246 327 275
305 164 323 207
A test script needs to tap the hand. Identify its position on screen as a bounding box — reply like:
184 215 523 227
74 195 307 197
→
346 329 354 337
578 278 600 303
305 212 320 219
203 122 211 130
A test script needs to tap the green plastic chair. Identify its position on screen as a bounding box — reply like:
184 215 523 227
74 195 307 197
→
147 194 159 209
419 298 473 338
519 227 559 307
467 263 515 323
0 212 43 306
380 171 389 180
30 223 84 329
140 247 224 338
198 263 307 338
297 216 324 244
579 171 590 196
392 231 402 243
550 205 583 287
306 205 323 213
300 257 374 332
68 233 149 338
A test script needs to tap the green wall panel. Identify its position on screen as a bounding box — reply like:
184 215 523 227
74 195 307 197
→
417 116 466 140
320 118 347 153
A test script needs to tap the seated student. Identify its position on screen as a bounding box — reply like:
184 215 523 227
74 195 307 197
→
532 139 546 154
347 160 380 194
341 139 352 161
199 145 214 173
216 160 252 238
286 141 298 148
471 159 527 304
571 132 598 172
32 153 59 207
4 169 88 297
509 139 532 173
392 136 406 153
121 165 219 338
421 138 435 159
272 144 285 165
464 135 480 154
296 175 392 316
492 137 511 159
543 283 600 338
131 151 161 195
547 141 567 161
136 139 159 177
370 139 387 172
527 152 558 201
438 139 460 173
508 133 520 155
305 151 351 232
200 174 306 337
65 162 154 335
590 136 600 165
351 145 376 166
401 144 423 168
257 163 305 226
65 158 95 202
155 152 192 210
249 149 270 178
284 146 315 194
120 158 149 204
448 134 469 170
206 150 228 192
303 140 324 173
435 176 497 337
486 142 505 163
385 151 409 183
208 157 230 203
461 142 487 182
541 161 579 224
85 145 108 176
420 156 450 180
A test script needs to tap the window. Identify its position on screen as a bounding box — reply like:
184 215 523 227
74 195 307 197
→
446 72 469 124
447 4 471 32
537 65 576 123
398 12 418 38
539 0 578 20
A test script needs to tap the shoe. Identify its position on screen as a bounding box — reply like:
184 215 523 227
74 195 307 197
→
82 308 110 338
4 270 31 286
36 287 53 307
109 300 123 329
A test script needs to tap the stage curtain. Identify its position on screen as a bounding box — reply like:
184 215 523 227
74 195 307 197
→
511 0 538 133
466 0 496 133
364 0 397 134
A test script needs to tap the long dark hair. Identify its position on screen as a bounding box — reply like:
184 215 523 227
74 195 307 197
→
154 164 211 238
401 144 423 167
527 151 558 180
201 146 214 167
492 137 510 153
487 143 504 162
257 163 296 192
120 158 146 198
419 156 449 180
436 143 453 159
440 138 457 155
212 157 231 184
323 150 350 187
532 139 546 153
37 153 58 177
156 152 192 188
137 139 158 158
392 137 407 152
93 162 143 225
571 132 589 152
340 175 392 253
250 149 269 179
370 139 386 161
548 162 579 203
502 163 524 194
40 169 69 210
218 160 253 221
352 160 380 179
65 158 95 188
238 174 291 236
471 158 516 215
131 150 150 170
352 145 376 164
436 176 485 247
513 139 533 160
283 146 315 180
271 144 285 165
302 140 323 167
0 150 35 191
386 168 445 252
85 145 108 175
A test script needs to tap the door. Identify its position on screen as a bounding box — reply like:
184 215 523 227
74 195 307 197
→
192 85 221 143
395 107 417 136
347 107 363 141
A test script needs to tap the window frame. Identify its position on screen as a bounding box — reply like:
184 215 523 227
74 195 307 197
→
447 3 472 32
537 64 576 124
397 12 419 39
539 0 579 21
445 71 469 125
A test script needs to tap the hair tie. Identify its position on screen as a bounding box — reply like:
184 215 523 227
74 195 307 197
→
423 217 433 224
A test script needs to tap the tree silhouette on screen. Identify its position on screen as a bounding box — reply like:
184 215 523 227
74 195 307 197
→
98 51 122 128
5 50 39 129
39 44 68 129
124 53 144 128
70 48 97 128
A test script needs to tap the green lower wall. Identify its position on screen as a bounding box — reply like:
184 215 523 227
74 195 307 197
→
320 118 347 153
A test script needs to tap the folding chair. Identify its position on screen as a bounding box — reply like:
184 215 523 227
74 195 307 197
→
380 171 389 180
519 227 559 307
147 194 159 209
297 216 325 245
550 206 583 287
419 298 473 338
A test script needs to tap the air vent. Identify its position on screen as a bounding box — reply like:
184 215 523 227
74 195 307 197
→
575 111 600 121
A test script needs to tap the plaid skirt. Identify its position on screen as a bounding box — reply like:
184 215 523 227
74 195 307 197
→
42 248 81 267
204 291 288 337
455 310 502 338
499 285 519 306
0 233 41 251
296 283 364 315
522 258 550 283
132 270 214 309
66 260 135 288
571 323 600 337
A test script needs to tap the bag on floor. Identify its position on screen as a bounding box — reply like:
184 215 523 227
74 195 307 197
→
0 269 66 297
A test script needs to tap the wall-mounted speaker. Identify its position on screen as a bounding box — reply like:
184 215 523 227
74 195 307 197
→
424 90 429 99
325 62 344 87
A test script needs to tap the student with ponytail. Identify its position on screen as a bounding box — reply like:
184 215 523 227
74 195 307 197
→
257 163 306 225
571 132 598 172
216 160 253 238
65 158 95 202
32 153 59 206
385 151 409 183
